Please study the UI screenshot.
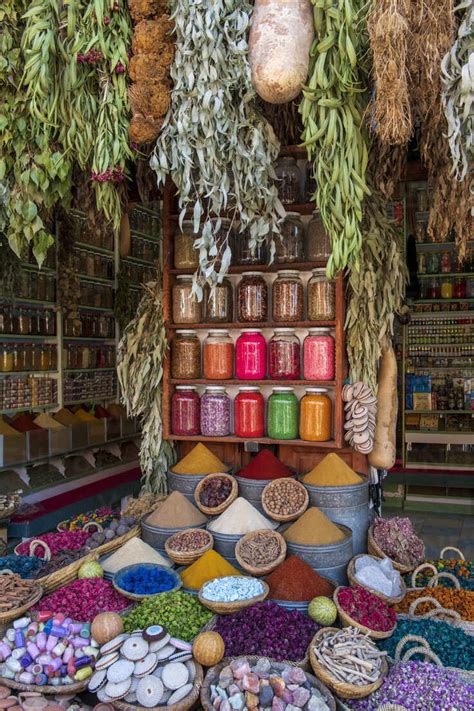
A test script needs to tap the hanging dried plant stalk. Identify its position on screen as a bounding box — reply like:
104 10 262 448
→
367 0 412 145
369 139 407 200
260 98 303 147
428 171 473 263
117 273 175 494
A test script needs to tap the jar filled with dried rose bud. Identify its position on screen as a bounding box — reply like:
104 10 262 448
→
171 386 200 435
268 329 300 380
200 386 231 437
307 268 335 321
171 330 201 379
272 270 304 322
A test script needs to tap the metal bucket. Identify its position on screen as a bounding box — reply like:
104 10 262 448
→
234 476 291 513
142 521 207 552
285 524 353 586
267 599 310 614
167 470 207 503
208 530 244 570
302 476 370 555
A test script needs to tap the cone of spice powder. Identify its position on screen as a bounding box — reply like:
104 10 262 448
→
145 491 207 528
302 453 363 486
236 449 293 480
172 443 228 475
266 555 335 601
283 507 346 545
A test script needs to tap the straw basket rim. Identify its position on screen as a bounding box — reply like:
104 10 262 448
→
309 627 388 699
165 528 214 566
368 524 418 574
347 555 406 605
112 563 182 601
0 583 43 624
198 577 269 615
194 473 238 516
261 477 309 523
235 529 287 576
333 586 395 640
0 676 89 695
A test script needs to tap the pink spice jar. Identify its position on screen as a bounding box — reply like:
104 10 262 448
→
303 328 335 381
235 329 267 380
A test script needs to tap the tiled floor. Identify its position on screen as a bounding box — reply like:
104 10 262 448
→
404 510 474 560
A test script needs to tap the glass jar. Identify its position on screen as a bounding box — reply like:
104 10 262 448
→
0 345 13 373
0 305 12 335
235 330 266 380
274 157 301 205
81 345 90 369
307 268 335 321
300 388 332 441
174 221 199 269
44 310 55 336
466 276 474 298
427 278 440 299
237 272 268 323
453 277 466 299
172 276 202 324
441 278 453 299
276 213 304 263
17 308 30 336
200 386 231 436
204 278 233 323
234 387 265 438
212 218 234 265
171 330 201 379
30 343 41 370
234 229 267 266
305 211 331 261
22 344 33 372
272 270 304 322
171 386 200 436
268 329 300 380
441 252 451 273
203 330 233 380
267 387 298 440
39 346 51 371
303 328 335 380
415 221 427 243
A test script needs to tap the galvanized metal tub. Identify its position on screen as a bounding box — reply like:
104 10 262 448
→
233 474 295 513
267 599 310 614
142 520 207 552
285 524 353 586
301 476 370 555
208 530 244 570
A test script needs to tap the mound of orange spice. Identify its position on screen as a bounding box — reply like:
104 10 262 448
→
395 586 474 621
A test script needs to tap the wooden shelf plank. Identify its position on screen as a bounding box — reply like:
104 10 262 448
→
170 379 336 386
167 321 336 330
168 434 339 448
169 261 327 275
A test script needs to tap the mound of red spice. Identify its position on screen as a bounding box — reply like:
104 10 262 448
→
237 450 293 481
10 414 42 432
337 585 396 632
266 555 335 601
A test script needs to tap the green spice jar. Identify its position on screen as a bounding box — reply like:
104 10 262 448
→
267 387 299 440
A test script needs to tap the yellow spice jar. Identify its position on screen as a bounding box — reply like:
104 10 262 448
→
299 387 332 442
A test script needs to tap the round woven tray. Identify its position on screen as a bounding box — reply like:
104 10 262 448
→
201 657 335 711
112 563 182 601
165 528 214 566
194 473 238 516
347 555 406 605
113 662 203 711
198 577 269 615
235 529 287 576
0 677 89 695
368 524 417 575
309 627 388 700
261 477 309 523
0 583 43 625
333 586 395 640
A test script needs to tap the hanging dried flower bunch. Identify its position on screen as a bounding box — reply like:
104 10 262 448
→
151 0 283 290
367 0 412 146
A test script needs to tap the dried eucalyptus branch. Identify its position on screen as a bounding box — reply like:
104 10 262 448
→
117 275 175 494
151 0 284 291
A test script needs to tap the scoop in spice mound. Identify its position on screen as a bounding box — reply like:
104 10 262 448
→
372 516 425 568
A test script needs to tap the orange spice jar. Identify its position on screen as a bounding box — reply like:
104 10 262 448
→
203 330 233 379
299 387 332 441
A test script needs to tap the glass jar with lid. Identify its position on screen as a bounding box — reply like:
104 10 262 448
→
307 268 335 321
174 221 199 269
0 345 13 373
267 387 299 440
299 387 332 441
441 278 453 299
234 228 267 266
275 213 304 263
172 275 202 324
234 386 265 438
274 157 302 205
171 386 200 436
305 210 331 261
268 329 300 380
237 272 268 322
204 278 233 323
171 330 201 379
272 270 304 322
200 386 231 436
203 330 233 380
235 330 266 380
303 328 335 380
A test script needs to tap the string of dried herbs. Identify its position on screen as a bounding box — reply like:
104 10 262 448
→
368 139 407 200
345 189 407 392
0 235 21 299
56 209 81 331
151 0 284 291
117 274 175 494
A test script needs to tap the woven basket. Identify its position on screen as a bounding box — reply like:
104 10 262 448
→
113 662 203 711
309 627 388 700
201 657 336 711
0 582 43 625
112 563 182 601
333 587 395 640
347 555 406 605
165 528 214 566
57 519 104 532
194 473 238 516
391 632 474 682
198 577 269 615
261 477 309 523
367 524 417 575
235 529 287 576
0 677 89 695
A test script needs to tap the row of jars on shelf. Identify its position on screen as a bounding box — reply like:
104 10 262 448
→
120 262 156 285
128 234 160 262
63 371 117 402
0 306 56 337
0 378 57 410
173 270 335 325
172 385 332 441
417 251 473 276
0 272 56 303
0 344 57 373
174 211 330 269
129 204 162 236
171 328 335 381
79 282 114 309
63 314 115 339
70 213 114 252
419 277 472 300
74 250 114 280
65 345 116 370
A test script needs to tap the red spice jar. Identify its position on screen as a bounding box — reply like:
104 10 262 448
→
268 329 300 380
303 328 335 381
234 386 265 438
203 330 233 380
171 386 200 435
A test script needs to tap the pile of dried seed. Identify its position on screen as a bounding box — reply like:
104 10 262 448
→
263 477 307 518
0 574 39 611
313 627 387 687
166 529 211 552
237 531 283 568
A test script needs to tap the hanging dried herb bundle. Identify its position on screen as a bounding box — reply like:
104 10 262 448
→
0 235 21 299
428 171 473 263
56 209 81 332
260 99 303 147
441 0 474 181
151 0 283 290
367 0 412 145
117 274 175 494
345 189 407 391
368 139 407 200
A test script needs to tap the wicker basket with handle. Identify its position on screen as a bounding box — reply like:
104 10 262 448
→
388 628 474 682
347 554 406 605
333 586 395 640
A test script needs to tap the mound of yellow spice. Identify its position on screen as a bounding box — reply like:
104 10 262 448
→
303 453 363 486
172 443 228 475
283 507 346 545
180 550 241 590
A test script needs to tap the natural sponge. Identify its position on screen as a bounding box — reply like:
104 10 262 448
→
132 18 173 55
128 0 169 22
